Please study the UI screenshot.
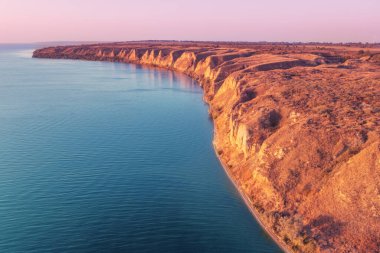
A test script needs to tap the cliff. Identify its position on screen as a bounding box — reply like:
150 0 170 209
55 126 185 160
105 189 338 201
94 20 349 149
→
33 42 380 252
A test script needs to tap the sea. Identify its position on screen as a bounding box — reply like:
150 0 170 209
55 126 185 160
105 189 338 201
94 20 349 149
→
0 44 281 253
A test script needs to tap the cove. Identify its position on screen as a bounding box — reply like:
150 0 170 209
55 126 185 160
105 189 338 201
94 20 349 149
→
0 46 281 253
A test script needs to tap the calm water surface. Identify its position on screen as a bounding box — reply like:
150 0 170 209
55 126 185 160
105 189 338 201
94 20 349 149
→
0 45 281 253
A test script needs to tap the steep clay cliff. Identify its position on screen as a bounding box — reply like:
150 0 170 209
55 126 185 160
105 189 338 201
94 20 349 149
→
33 42 380 253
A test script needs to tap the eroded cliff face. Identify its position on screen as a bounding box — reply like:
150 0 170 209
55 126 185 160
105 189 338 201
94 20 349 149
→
33 42 380 253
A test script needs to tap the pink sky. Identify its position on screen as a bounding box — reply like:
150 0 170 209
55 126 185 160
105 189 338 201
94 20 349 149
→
0 0 379 43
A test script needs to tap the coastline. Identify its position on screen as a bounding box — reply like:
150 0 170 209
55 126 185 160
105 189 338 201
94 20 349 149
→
213 142 291 253
32 51 291 252
32 42 380 252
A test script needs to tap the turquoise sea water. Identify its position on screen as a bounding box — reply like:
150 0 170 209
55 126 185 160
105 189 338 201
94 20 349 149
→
0 45 281 253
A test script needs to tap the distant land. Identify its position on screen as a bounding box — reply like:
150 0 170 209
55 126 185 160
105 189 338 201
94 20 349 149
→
27 40 380 48
34 41 380 252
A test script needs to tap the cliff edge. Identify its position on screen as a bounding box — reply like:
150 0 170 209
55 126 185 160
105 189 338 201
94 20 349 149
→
33 42 380 252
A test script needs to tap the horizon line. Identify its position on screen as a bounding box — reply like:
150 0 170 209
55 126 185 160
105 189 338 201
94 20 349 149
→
1 40 380 46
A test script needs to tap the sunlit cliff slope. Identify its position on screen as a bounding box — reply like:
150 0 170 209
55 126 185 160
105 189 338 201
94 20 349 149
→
33 42 380 252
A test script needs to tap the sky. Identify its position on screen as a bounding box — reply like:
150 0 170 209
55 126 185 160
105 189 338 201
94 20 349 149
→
0 0 379 43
